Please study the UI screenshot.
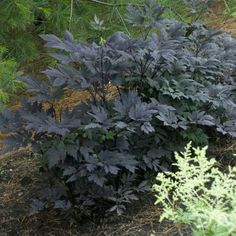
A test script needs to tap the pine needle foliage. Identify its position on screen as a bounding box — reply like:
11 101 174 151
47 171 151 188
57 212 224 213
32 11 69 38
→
224 0 236 19
0 47 24 111
158 0 210 23
0 0 71 64
0 0 211 66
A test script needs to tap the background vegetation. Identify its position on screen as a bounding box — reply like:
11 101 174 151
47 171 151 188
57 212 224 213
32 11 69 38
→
0 0 211 66
224 0 236 18
0 0 211 110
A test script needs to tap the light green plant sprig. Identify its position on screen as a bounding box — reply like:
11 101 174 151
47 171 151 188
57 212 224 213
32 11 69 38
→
152 142 236 236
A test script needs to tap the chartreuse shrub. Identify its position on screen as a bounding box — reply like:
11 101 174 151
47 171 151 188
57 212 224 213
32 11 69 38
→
0 46 24 111
0 1 236 215
153 142 236 236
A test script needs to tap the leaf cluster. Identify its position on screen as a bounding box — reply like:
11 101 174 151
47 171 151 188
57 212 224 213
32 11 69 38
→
1 1 236 215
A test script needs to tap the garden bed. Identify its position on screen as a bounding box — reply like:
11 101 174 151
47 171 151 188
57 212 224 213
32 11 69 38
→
0 152 193 236
1 1 236 235
1 139 235 235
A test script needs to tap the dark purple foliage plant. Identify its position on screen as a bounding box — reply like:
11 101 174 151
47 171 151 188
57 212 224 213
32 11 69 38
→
1 0 236 215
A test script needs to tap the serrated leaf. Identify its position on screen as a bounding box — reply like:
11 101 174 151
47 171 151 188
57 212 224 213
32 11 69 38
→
54 200 71 210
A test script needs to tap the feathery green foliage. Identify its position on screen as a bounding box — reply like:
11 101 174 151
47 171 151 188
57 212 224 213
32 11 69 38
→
0 47 24 110
0 0 71 64
158 0 209 22
224 0 236 19
153 142 236 236
0 0 210 67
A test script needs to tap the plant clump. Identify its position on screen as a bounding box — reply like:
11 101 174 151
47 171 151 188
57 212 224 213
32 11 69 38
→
0 0 236 215
153 142 236 236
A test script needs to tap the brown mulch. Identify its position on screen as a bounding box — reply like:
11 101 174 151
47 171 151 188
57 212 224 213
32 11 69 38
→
1 142 235 236
0 152 191 236
206 0 236 35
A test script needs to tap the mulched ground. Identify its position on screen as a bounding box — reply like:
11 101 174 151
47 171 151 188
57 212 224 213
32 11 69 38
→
1 139 235 236
0 151 193 236
207 1 236 35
